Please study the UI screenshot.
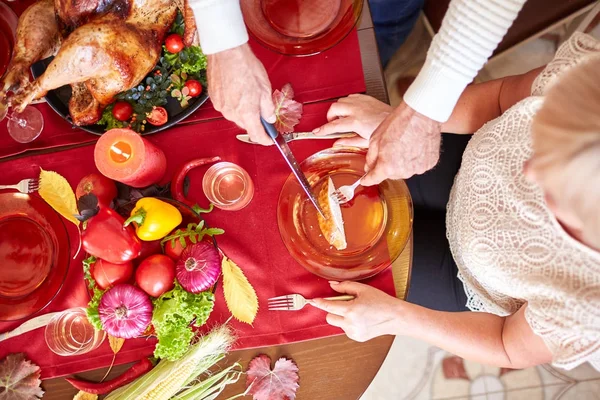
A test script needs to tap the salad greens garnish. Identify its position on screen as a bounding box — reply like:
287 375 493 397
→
83 255 104 330
97 104 127 131
152 284 215 361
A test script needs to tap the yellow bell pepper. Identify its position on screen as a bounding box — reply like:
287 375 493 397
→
124 198 182 241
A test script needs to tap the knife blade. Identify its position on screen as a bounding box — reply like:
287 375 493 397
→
236 132 355 144
260 117 326 219
0 312 62 342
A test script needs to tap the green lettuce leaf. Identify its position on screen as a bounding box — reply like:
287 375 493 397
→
152 284 215 361
82 255 104 331
163 45 207 77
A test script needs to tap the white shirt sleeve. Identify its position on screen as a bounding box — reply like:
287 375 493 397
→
404 0 527 122
188 0 249 55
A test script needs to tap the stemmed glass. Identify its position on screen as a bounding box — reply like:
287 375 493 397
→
0 101 44 143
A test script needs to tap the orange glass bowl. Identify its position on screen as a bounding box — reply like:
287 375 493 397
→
277 147 413 281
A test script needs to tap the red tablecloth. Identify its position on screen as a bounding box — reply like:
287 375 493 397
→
0 0 365 159
0 101 396 379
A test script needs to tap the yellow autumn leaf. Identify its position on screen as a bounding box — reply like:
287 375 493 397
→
73 391 98 400
108 335 125 354
221 256 258 325
38 169 79 226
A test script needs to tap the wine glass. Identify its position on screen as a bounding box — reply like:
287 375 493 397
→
0 102 44 143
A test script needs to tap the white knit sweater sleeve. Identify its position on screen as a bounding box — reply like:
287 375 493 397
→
404 0 526 122
188 0 248 55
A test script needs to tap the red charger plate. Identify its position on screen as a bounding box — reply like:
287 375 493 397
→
0 193 70 321
241 0 363 56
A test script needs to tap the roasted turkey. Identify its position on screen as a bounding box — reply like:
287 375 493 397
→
0 0 197 126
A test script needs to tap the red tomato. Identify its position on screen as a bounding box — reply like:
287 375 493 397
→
112 101 133 121
165 34 184 54
91 259 133 290
163 229 213 260
184 80 202 97
146 107 168 126
135 254 175 297
137 240 163 262
76 173 118 206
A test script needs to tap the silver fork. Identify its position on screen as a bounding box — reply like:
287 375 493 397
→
330 174 367 205
0 178 39 194
268 293 355 311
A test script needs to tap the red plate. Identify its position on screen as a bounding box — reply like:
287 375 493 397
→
0 193 70 321
241 0 363 56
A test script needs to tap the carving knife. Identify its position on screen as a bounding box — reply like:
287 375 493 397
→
260 117 326 219
236 131 355 144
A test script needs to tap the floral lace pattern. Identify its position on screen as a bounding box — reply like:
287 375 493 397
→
446 33 600 371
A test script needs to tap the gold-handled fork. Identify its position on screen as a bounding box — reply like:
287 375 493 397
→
330 174 367 205
268 293 355 311
0 178 39 194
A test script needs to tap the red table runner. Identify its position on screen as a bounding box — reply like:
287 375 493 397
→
0 0 365 159
0 101 395 379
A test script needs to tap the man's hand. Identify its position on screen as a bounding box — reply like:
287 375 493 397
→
207 43 276 145
313 94 393 148
361 102 442 186
311 281 406 342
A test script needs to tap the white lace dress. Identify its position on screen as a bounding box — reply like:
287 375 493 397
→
446 32 600 371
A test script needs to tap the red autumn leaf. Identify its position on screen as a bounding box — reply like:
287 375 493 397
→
0 353 44 400
246 354 299 400
273 83 303 134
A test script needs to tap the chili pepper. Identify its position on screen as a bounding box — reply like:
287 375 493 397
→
170 156 221 206
66 358 154 394
124 197 182 241
82 207 142 264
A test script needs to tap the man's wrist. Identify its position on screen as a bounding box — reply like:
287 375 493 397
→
207 43 251 64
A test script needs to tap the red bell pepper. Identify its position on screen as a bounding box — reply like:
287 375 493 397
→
66 358 153 394
82 207 142 264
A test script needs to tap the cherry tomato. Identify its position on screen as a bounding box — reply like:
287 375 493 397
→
76 173 118 206
184 80 202 97
135 254 175 297
112 101 133 121
146 106 168 126
91 259 133 290
165 34 184 54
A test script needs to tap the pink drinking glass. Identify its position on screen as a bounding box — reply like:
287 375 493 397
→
202 162 254 211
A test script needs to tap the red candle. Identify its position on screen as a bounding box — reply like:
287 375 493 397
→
94 128 166 188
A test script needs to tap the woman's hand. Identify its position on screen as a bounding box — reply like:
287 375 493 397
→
312 94 393 148
311 281 405 342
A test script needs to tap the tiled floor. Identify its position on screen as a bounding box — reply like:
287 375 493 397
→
361 13 600 400
361 335 600 400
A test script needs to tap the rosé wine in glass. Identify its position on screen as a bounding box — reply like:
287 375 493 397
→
202 162 254 211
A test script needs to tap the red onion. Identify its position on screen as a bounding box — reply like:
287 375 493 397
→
176 242 221 293
99 284 153 339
